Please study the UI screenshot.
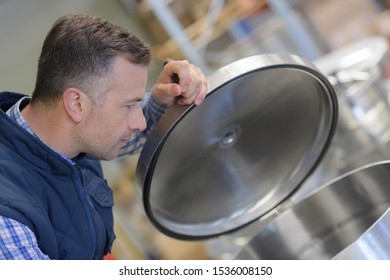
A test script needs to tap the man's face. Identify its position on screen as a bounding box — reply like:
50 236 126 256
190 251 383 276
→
80 56 148 160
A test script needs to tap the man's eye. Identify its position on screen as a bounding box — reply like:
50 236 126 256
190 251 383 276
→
127 101 141 111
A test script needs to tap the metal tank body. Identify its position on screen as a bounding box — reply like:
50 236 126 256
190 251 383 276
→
235 161 390 260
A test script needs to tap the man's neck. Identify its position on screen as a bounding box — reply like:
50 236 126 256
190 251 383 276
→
21 102 79 159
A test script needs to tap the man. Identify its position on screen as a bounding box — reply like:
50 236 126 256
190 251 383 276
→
0 14 207 259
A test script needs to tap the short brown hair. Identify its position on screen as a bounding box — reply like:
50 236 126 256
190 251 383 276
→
32 14 151 105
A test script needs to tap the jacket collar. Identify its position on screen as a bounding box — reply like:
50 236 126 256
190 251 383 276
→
0 91 78 176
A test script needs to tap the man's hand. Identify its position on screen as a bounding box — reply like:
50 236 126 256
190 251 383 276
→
151 60 208 106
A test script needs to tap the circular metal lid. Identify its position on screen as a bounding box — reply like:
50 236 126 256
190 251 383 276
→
136 54 338 240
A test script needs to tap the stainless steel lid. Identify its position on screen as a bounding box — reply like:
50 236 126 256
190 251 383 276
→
136 54 338 240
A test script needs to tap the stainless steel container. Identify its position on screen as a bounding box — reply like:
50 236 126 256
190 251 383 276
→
136 52 390 259
235 161 390 260
333 205 390 260
313 36 390 169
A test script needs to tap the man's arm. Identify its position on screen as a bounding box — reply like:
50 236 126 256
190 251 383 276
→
0 216 50 260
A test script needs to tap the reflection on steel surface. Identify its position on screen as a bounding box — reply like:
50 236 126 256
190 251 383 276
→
333 207 390 260
235 161 390 260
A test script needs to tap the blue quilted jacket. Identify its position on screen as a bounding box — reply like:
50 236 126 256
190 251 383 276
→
0 91 115 259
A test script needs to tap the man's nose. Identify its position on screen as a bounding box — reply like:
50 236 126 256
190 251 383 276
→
130 104 147 132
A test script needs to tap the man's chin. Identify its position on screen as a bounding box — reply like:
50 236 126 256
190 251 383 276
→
94 150 119 161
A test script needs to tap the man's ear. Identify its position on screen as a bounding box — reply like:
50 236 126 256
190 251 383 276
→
62 88 90 123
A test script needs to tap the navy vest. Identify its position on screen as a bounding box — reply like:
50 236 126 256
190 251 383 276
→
0 92 115 259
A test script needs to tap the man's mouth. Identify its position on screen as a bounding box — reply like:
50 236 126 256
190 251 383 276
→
120 136 132 146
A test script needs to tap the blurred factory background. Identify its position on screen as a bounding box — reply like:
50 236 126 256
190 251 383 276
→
2 0 390 260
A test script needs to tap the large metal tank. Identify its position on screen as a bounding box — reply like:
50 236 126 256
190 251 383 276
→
233 37 390 260
136 46 390 259
313 36 390 170
235 161 390 260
